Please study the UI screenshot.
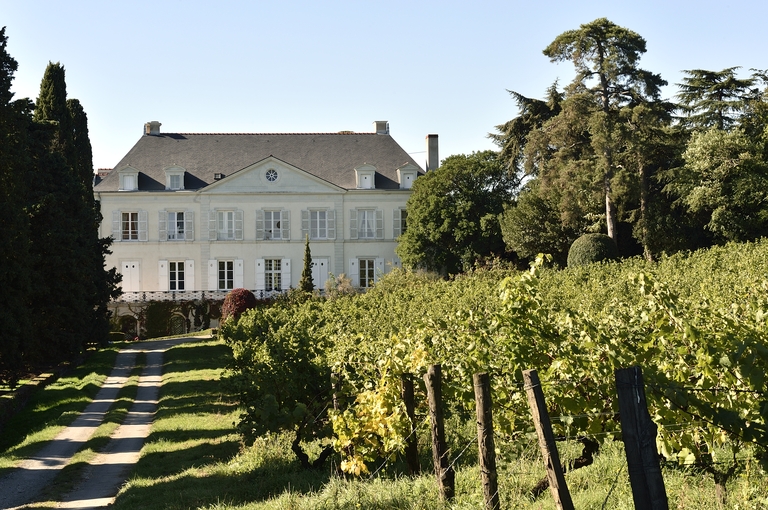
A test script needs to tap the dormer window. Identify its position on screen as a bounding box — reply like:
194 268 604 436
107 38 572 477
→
118 168 139 191
355 164 376 189
165 167 185 190
396 164 419 189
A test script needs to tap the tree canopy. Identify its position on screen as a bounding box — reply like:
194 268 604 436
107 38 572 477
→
396 151 517 275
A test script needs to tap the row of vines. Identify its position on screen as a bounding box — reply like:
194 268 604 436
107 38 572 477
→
221 240 768 501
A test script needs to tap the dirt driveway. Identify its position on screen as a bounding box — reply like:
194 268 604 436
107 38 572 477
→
0 336 205 510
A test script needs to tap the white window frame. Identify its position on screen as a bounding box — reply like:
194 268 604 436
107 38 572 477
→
119 170 138 191
348 257 385 288
112 210 147 242
165 168 185 190
301 209 335 240
256 209 290 240
168 260 185 291
218 260 235 290
255 258 292 292
209 210 243 241
207 259 243 291
350 208 383 240
393 208 407 238
160 211 194 241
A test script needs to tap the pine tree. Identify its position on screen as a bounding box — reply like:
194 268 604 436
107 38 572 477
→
67 98 94 184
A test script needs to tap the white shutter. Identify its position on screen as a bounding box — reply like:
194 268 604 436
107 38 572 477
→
185 211 194 241
209 211 217 241
375 209 384 239
158 211 167 242
234 210 244 241
255 210 264 240
255 259 265 291
327 209 336 240
185 260 195 291
158 260 169 291
349 209 358 239
207 260 217 291
282 210 291 240
349 258 359 287
138 210 148 241
112 210 120 240
301 210 309 238
281 258 291 289
393 209 402 238
375 257 385 282
234 259 244 288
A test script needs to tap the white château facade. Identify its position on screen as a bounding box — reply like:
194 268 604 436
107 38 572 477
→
95 121 438 307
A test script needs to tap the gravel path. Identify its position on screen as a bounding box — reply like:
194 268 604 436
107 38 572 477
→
0 336 205 510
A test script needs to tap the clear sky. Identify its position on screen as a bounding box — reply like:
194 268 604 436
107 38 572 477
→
3 0 766 171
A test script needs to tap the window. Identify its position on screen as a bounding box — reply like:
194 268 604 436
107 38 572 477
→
218 211 235 240
169 174 182 190
359 259 376 289
122 212 138 240
358 209 376 239
394 209 408 238
165 168 185 190
350 209 383 239
257 209 290 240
310 210 326 239
264 259 282 291
169 261 185 291
113 210 147 241
168 212 185 240
265 168 279 182
218 260 234 290
123 174 136 190
265 211 282 240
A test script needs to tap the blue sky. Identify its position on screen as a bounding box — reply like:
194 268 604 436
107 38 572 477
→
4 1 767 171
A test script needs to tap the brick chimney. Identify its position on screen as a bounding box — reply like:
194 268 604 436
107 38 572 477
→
426 134 439 171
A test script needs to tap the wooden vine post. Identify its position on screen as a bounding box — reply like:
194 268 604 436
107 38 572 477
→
424 364 454 500
523 369 574 510
401 372 420 475
615 366 669 510
473 372 500 510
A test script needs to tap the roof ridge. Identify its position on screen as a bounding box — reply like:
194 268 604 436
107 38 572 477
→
164 132 378 136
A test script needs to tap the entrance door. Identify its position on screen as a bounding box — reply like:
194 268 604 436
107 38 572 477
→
121 260 140 292
311 258 329 290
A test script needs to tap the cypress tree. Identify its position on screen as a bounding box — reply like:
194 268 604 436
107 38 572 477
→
298 235 315 293
67 98 94 185
0 26 32 384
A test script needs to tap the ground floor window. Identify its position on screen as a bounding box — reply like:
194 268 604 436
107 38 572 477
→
169 261 185 291
265 259 282 291
359 258 375 289
218 260 234 290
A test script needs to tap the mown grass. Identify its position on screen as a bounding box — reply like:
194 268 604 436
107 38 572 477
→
0 343 125 474
107 339 768 509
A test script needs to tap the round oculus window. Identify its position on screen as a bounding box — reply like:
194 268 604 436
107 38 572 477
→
265 169 279 182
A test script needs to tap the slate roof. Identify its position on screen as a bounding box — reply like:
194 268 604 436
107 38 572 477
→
94 131 423 192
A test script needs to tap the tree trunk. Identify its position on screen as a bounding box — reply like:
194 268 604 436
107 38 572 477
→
639 162 653 261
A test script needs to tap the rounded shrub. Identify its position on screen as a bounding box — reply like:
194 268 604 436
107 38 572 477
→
221 288 258 322
567 233 619 267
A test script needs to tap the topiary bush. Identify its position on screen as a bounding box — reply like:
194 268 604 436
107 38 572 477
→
221 288 258 323
567 233 619 267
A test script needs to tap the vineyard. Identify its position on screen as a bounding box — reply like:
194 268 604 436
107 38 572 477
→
221 240 768 507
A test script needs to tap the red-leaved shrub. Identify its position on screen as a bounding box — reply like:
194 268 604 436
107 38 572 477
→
221 288 258 322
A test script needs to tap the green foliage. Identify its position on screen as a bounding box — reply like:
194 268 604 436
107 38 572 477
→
501 180 581 266
298 235 314 293
567 233 619 267
396 150 518 274
222 299 333 467
221 288 258 323
667 127 768 243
